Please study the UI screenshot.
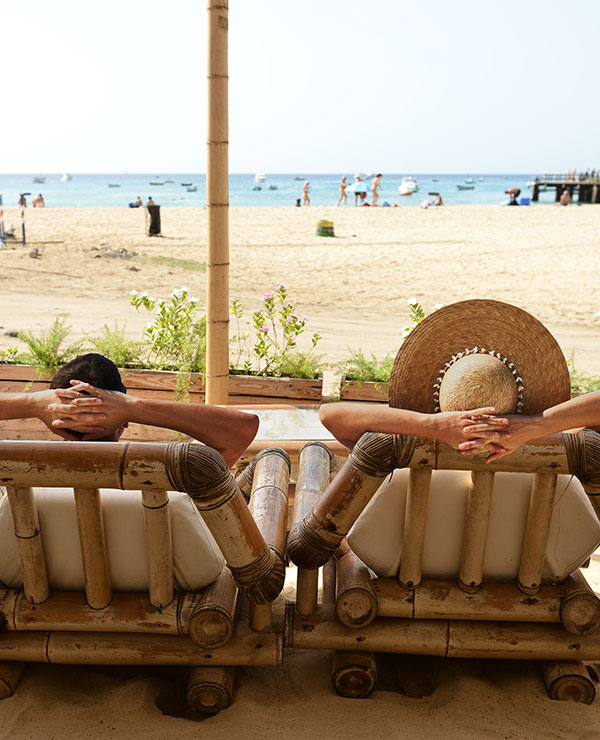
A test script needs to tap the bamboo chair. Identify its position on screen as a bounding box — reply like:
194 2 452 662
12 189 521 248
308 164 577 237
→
0 439 290 715
286 432 600 703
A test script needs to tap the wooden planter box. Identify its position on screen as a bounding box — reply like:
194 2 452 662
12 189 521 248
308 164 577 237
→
0 364 323 442
339 379 389 403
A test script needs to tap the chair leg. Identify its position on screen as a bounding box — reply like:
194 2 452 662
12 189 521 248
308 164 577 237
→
186 666 235 715
331 651 377 698
0 662 26 700
539 661 596 704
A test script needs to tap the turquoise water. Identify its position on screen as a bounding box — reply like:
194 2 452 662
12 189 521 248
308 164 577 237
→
0 173 562 208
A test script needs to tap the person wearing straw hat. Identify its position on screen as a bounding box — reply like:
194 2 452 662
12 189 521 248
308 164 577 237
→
320 299 599 461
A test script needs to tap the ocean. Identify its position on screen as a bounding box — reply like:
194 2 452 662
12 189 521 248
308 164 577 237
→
0 173 562 208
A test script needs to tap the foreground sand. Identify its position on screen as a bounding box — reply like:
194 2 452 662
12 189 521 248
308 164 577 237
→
1 204 600 371
2 205 600 738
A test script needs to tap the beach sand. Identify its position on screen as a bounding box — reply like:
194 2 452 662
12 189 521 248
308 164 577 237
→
2 204 600 737
1 204 600 371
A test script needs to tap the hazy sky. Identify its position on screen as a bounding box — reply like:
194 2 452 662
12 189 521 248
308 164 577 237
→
5 0 599 173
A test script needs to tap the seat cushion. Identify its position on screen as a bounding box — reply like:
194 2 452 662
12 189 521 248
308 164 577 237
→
348 470 600 583
0 488 225 592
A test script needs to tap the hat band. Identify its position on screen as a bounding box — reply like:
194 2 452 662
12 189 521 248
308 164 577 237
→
432 347 524 414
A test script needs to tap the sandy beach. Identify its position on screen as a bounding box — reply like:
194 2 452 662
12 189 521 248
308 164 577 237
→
2 204 600 738
1 204 600 372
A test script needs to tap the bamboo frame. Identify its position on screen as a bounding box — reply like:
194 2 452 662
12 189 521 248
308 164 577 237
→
335 547 377 629
458 470 495 593
518 473 558 595
187 568 238 649
141 489 174 608
0 662 26 700
206 0 230 404
560 569 600 636
331 651 377 698
5 486 49 604
539 661 596 703
398 469 432 589
187 666 235 714
73 487 111 610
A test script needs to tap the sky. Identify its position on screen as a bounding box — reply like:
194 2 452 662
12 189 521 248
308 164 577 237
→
4 0 599 174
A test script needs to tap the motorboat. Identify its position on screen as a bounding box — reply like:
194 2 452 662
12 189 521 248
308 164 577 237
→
186 185 198 192
254 173 267 184
108 183 121 188
149 181 164 186
465 177 475 184
457 184 475 190
33 176 45 184
252 185 262 191
181 182 193 187
398 176 419 195
60 173 72 182
293 176 303 181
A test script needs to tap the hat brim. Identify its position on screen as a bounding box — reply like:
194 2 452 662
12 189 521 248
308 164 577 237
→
389 299 570 414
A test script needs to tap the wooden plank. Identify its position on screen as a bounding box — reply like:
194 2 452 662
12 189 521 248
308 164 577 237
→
340 381 388 403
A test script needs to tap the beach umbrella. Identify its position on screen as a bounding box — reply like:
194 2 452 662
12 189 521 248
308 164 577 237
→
347 181 368 194
205 1 230 404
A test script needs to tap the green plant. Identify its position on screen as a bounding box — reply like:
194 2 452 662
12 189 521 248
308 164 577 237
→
0 347 19 363
130 287 206 373
339 348 394 383
401 298 443 340
567 357 600 397
230 284 322 378
86 323 143 369
18 317 83 373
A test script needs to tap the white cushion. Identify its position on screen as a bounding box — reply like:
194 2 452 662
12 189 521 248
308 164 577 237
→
348 470 600 583
0 488 225 592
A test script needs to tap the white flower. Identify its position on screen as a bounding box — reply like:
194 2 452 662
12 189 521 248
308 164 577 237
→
407 297 418 305
433 303 444 311
130 289 138 296
180 285 188 293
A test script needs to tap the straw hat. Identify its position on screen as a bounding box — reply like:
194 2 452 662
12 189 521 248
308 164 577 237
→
389 299 570 415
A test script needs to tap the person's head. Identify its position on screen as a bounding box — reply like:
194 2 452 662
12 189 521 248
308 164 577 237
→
377 173 382 178
50 353 127 440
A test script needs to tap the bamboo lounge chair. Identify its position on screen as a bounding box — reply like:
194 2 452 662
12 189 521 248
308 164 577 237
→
286 300 600 703
0 439 290 715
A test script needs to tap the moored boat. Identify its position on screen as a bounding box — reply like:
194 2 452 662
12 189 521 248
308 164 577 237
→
398 176 419 195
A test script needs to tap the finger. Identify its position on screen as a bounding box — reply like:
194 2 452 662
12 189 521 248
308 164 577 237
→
467 416 508 426
52 428 80 442
466 407 496 417
459 439 490 452
464 422 509 433
52 419 105 433
49 404 106 420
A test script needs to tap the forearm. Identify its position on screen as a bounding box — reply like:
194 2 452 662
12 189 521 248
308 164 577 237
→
320 403 435 448
537 392 600 435
0 392 44 422
127 397 259 466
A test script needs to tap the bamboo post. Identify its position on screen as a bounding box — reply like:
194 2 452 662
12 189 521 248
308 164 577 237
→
141 489 174 608
73 488 112 610
6 486 49 604
206 0 230 405
187 666 235 714
322 557 337 605
187 568 238 649
398 469 432 589
331 651 377 698
291 442 333 615
0 662 26 700
560 570 600 636
335 547 377 629
458 470 495 593
539 661 596 703
518 473 558 595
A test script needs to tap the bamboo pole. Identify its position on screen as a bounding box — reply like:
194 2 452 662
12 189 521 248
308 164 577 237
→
73 487 112 610
398 469 432 589
6 486 49 604
458 470 495 593
518 473 557 595
206 0 230 405
539 661 596 703
331 651 377 698
296 570 319 616
0 662 26 700
187 568 238 648
249 603 272 632
322 558 337 605
560 570 600 636
335 548 377 629
187 666 235 714
141 489 174 608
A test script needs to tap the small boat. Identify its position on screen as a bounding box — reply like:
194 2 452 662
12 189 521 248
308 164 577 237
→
61 173 72 182
268 184 278 190
398 176 419 195
457 184 475 190
478 177 485 182
255 173 267 184
293 176 303 181
252 185 262 191
149 182 164 186
465 177 475 184
33 176 46 184
186 185 198 192
164 179 175 183
181 182 193 187
432 178 440 182
108 183 121 188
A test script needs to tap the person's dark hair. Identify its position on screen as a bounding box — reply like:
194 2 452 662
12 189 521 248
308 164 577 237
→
50 353 126 393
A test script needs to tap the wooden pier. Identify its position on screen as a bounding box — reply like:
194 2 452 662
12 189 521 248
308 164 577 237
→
530 175 600 203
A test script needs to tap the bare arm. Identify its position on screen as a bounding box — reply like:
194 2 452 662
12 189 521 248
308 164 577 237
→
51 382 258 466
0 390 93 440
319 402 508 451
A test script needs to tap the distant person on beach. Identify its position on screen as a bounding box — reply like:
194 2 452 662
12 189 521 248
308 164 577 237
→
33 194 45 208
337 176 348 206
146 196 156 206
0 353 258 467
303 181 311 206
134 196 143 206
434 193 444 206
559 189 572 206
352 175 365 206
371 174 382 206
18 195 27 208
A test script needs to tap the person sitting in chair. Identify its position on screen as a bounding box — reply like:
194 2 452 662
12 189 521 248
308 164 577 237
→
0 353 258 466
